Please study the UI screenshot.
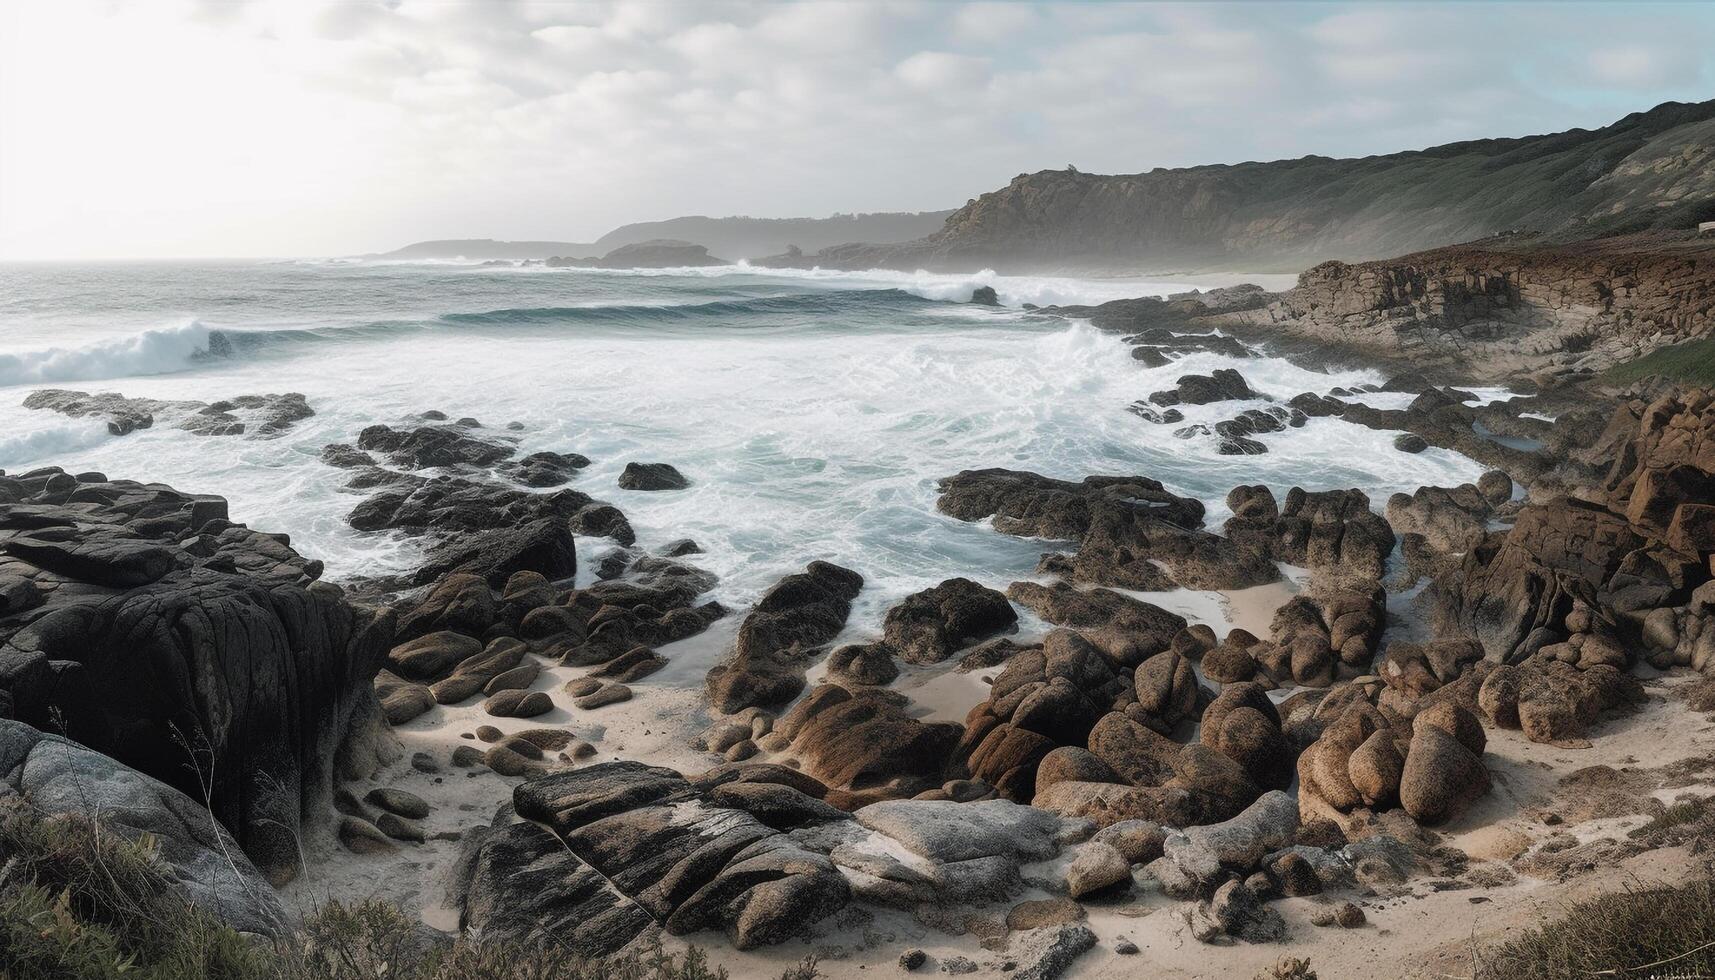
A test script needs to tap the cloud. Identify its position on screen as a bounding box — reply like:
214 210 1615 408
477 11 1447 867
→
2 0 1712 258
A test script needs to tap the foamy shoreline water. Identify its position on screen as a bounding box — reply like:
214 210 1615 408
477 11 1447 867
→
0 261 1488 633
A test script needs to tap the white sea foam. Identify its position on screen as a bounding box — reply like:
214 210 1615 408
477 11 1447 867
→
0 319 222 387
0 418 114 464
0 263 1493 633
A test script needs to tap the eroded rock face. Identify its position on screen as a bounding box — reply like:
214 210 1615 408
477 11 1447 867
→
1433 496 1667 662
0 469 394 885
1226 486 1396 584
499 761 852 950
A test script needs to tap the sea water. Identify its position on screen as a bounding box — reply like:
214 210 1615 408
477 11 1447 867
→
0 260 1487 628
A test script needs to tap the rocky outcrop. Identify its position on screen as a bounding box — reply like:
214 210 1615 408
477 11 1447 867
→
938 469 1278 592
1214 235 1715 382
1296 698 1491 825
705 562 863 713
0 719 289 936
479 761 851 950
23 389 313 438
325 415 627 587
763 685 963 807
0 468 393 884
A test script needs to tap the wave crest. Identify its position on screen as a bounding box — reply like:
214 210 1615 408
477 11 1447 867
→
0 319 226 388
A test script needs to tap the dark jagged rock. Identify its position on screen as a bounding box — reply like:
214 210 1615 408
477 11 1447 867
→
1147 368 1258 408
501 450 592 487
938 468 1278 592
0 469 394 885
705 562 863 714
881 577 1017 664
455 819 653 955
357 421 515 469
24 388 313 438
618 462 690 491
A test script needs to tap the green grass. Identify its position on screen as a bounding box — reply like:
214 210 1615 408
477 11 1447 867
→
1604 338 1715 386
1475 879 1715 979
0 798 816 980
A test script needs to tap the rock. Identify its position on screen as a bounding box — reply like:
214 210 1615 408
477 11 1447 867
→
1175 790 1298 871
970 286 1000 306
1065 841 1131 898
1478 470 1514 506
882 578 1017 664
1335 902 1366 928
1270 851 1323 896
413 516 581 587
484 661 542 695
1007 898 1086 930
389 631 484 682
338 815 396 854
0 474 394 886
574 683 632 709
397 572 498 640
706 562 864 713
1092 819 1166 864
900 949 927 971
375 811 426 843
826 642 900 686
618 462 690 491
1399 725 1490 825
706 781 849 830
1148 369 1257 407
365 787 431 820
1115 938 1139 955
1013 924 1098 980
484 689 554 718
781 687 960 805
451 745 486 767
0 719 289 936
1197 880 1286 943
376 671 435 725
456 821 653 956
854 798 1065 865
1035 747 1121 794
501 450 590 487
1393 434 1429 453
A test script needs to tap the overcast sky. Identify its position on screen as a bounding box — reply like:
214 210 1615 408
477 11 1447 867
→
2 1 1711 259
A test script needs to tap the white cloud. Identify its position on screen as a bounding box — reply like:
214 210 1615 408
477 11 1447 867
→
1 0 1711 258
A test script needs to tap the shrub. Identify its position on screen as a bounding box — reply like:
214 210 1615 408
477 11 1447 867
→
1475 879 1715 979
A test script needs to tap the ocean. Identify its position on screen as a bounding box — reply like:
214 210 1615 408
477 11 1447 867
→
0 260 1489 628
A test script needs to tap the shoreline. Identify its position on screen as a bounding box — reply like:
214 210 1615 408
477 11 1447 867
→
0 255 1712 980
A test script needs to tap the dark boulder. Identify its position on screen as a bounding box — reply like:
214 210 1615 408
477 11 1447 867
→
618 462 690 491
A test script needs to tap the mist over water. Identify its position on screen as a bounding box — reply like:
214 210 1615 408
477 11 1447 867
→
0 261 1486 629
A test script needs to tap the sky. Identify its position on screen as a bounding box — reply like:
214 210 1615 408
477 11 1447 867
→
1 1 1712 259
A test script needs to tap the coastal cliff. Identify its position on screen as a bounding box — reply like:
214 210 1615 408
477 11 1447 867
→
765 100 1715 274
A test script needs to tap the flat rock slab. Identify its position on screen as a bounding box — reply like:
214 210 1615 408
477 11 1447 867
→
854 798 1068 864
